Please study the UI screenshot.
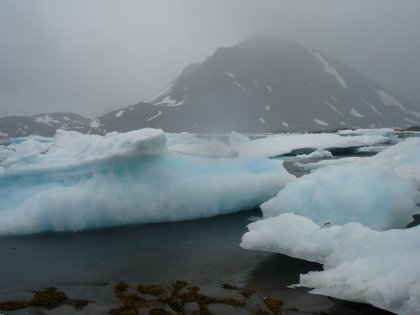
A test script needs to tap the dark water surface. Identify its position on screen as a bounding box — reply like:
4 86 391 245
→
0 209 322 298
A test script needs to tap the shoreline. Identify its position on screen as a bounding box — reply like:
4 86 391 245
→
0 279 394 315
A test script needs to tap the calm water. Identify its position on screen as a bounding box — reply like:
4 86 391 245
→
0 209 322 298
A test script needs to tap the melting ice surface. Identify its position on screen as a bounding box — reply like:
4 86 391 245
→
241 137 420 315
241 214 420 315
0 129 294 235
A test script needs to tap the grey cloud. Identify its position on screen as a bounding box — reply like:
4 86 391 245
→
1 0 419 118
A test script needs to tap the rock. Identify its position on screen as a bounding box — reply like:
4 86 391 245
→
207 303 252 315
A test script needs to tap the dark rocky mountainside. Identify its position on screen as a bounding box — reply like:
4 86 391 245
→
89 36 420 134
2 36 419 137
0 113 90 139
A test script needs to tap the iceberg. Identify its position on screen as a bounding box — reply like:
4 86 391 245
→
0 129 294 235
296 148 333 159
241 138 420 314
261 138 420 230
241 213 420 315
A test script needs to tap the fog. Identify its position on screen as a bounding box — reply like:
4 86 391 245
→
1 0 419 118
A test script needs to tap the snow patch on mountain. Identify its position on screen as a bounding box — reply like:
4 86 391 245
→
308 49 348 89
325 101 344 116
35 115 61 126
350 108 364 118
154 95 184 106
361 98 383 117
147 110 163 122
234 81 247 91
376 89 420 118
404 117 418 124
90 119 101 129
115 110 125 118
314 118 329 126
145 83 173 103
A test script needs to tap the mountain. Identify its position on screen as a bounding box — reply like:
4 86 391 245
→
0 112 91 139
89 35 420 133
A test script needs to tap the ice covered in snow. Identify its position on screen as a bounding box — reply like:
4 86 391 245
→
226 72 235 78
261 138 420 230
241 213 420 315
259 118 266 124
265 105 270 111
0 139 51 167
296 148 332 160
262 162 418 229
232 132 389 158
167 132 237 158
357 145 389 154
0 129 294 235
308 49 348 89
0 130 9 138
228 132 250 146
338 127 396 138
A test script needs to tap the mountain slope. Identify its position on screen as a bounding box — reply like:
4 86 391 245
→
91 36 420 133
0 113 91 139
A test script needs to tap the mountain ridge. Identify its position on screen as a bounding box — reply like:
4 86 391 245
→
1 36 419 137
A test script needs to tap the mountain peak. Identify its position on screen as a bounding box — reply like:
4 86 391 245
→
87 36 419 134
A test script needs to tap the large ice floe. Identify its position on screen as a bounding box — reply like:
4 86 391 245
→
241 137 420 314
261 138 420 229
241 214 420 315
0 129 294 235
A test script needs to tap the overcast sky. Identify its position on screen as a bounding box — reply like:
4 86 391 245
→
1 0 419 118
